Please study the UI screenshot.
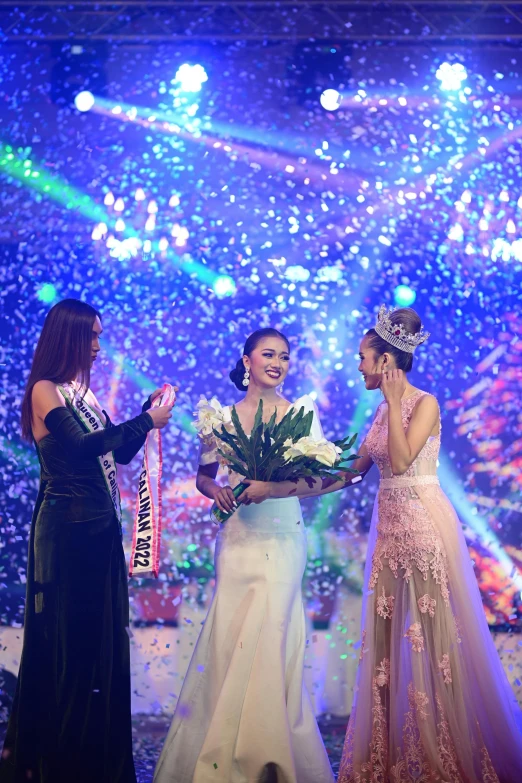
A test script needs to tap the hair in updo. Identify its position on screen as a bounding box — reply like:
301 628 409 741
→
229 328 291 392
364 307 422 373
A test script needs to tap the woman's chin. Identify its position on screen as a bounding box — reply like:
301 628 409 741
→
255 377 282 390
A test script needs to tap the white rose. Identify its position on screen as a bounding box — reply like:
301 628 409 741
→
194 396 227 439
311 441 341 467
283 436 341 468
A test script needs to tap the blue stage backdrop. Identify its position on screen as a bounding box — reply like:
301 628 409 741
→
0 41 521 630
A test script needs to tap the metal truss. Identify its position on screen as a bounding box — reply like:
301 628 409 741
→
2 1 522 43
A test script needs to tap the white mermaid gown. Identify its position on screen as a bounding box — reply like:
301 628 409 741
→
154 395 334 783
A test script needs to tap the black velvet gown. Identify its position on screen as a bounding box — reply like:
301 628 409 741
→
0 398 154 783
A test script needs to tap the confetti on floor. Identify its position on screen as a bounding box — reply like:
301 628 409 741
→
131 714 347 782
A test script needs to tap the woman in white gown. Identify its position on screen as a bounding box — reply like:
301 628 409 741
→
154 328 335 783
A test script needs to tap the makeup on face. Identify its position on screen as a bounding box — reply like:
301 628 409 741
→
91 316 103 364
357 336 384 391
245 338 290 387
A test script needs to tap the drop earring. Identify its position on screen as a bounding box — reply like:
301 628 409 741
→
243 367 250 387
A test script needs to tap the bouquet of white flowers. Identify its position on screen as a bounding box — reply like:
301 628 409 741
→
194 397 359 523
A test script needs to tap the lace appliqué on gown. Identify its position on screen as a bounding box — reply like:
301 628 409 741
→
417 594 436 617
376 587 395 619
375 658 390 688
404 623 424 653
365 396 450 605
438 654 452 684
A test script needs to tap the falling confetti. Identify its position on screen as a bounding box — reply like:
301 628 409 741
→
0 41 522 780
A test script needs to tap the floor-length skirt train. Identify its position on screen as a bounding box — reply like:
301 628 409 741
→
338 481 522 783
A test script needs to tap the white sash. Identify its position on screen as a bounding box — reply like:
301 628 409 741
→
129 383 176 578
58 384 122 528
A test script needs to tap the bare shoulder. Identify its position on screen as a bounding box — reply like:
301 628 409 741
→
412 392 439 417
32 380 65 412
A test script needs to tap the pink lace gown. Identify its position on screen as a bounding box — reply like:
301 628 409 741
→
338 391 522 783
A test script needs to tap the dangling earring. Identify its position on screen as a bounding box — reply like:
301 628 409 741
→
242 367 250 387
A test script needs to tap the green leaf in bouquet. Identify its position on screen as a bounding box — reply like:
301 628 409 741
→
212 426 246 464
294 409 314 441
271 405 301 443
255 429 288 472
229 405 256 473
249 400 265 478
334 432 358 452
216 449 249 477
346 432 358 450
266 407 278 433
257 428 275 477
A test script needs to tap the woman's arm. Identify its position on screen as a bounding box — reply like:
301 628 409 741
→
196 462 237 514
111 389 167 465
33 381 157 458
238 443 374 504
111 396 152 465
383 375 439 475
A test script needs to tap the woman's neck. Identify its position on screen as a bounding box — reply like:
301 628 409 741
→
402 382 417 398
243 385 283 407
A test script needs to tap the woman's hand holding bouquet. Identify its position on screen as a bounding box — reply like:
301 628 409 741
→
194 397 359 523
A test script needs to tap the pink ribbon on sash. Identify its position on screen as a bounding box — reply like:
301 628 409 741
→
129 383 176 578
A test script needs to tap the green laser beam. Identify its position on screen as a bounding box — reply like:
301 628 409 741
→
0 142 219 286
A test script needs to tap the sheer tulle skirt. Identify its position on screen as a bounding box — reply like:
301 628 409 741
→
338 483 522 783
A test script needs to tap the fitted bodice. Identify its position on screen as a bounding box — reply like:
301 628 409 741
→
365 391 440 480
35 411 116 522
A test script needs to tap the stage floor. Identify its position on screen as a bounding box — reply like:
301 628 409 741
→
1 623 521 780
131 714 347 782
0 714 346 781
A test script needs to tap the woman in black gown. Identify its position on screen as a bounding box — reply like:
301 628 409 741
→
0 299 174 783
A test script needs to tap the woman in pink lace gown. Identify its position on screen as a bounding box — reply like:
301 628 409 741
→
335 305 522 783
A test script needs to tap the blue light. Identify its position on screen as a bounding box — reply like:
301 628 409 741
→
394 285 416 307
435 62 467 92
213 275 236 298
74 91 95 112
174 64 208 93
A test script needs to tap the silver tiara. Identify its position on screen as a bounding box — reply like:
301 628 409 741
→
374 304 430 354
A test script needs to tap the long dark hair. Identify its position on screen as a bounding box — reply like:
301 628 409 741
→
365 307 422 373
229 328 290 391
21 299 101 441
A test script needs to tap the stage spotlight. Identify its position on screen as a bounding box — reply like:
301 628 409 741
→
174 63 208 93
320 89 341 111
213 275 236 297
74 90 95 112
37 283 58 304
435 62 467 92
394 285 416 307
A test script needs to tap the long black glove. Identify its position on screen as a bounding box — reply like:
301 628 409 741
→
107 396 154 465
44 404 154 460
